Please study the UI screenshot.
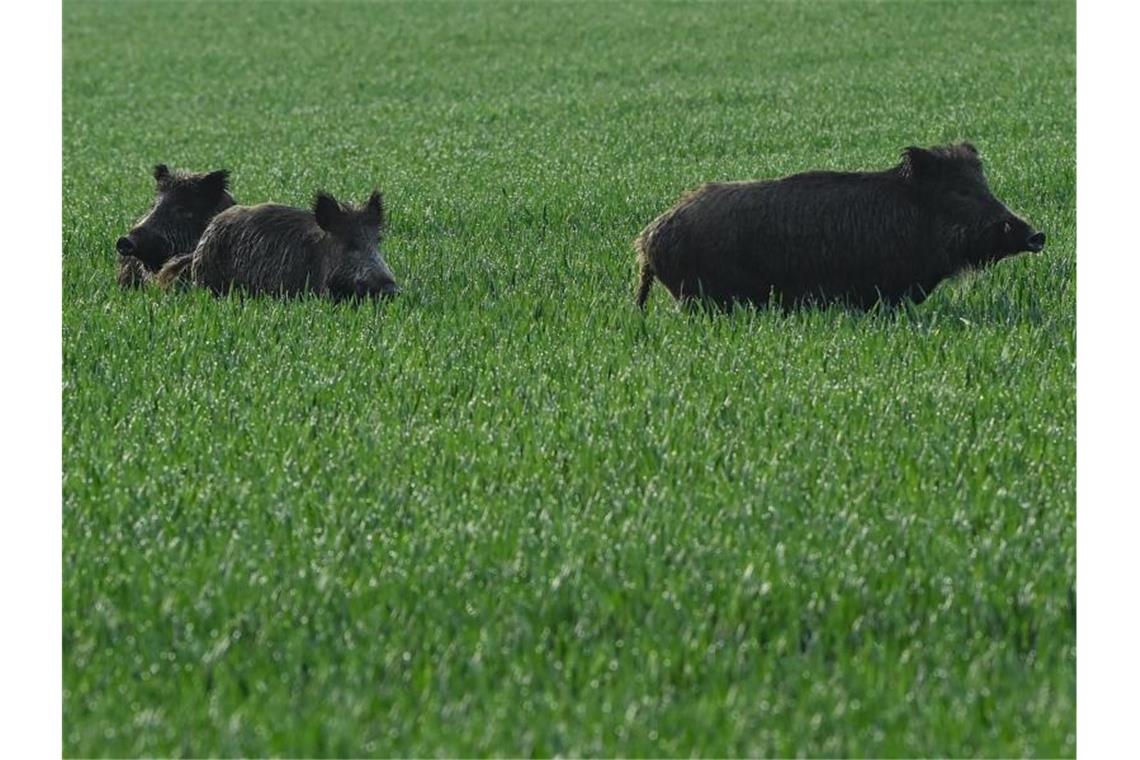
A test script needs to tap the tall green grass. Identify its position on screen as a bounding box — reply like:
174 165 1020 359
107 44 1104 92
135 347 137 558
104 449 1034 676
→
63 1 1075 755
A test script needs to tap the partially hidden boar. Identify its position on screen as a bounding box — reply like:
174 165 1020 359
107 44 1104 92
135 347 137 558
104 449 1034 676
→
634 142 1045 309
116 164 235 288
157 190 399 299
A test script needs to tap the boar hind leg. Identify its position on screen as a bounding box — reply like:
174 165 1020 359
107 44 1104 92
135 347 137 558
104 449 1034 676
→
117 257 150 289
154 253 196 291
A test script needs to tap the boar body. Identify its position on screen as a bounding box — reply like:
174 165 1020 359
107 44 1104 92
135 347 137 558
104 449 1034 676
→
159 191 398 299
635 143 1045 309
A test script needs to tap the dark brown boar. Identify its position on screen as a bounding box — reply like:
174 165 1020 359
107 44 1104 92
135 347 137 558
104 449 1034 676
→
156 190 399 299
634 143 1045 309
115 164 235 288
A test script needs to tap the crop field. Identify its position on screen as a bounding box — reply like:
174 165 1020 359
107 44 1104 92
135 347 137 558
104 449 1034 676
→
62 1 1075 756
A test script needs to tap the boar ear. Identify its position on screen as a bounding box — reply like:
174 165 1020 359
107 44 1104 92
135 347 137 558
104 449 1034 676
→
313 192 344 232
900 146 938 180
959 141 979 156
201 169 230 196
365 190 385 228
153 164 171 183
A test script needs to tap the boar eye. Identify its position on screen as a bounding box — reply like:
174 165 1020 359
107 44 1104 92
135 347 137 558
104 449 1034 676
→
1002 221 1012 235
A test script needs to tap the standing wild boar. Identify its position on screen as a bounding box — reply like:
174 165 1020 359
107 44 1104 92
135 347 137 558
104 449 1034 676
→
634 142 1045 309
115 164 235 288
157 190 399 299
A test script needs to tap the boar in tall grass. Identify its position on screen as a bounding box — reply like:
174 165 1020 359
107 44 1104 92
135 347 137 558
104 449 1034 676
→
635 143 1045 309
115 164 235 288
157 191 399 299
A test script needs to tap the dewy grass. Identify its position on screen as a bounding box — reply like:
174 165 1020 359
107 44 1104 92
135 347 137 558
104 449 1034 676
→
63 1 1075 756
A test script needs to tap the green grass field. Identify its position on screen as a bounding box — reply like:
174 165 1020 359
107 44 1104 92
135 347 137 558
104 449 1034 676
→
62 1 1076 756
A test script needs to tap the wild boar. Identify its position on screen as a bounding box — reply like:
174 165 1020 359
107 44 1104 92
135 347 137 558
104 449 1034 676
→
156 190 399 299
115 164 235 288
634 143 1045 309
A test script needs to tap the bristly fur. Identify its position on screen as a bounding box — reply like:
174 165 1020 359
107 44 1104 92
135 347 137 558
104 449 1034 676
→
116 164 235 288
634 142 1042 310
153 253 196 290
159 190 398 300
898 142 982 181
116 255 151 289
313 190 385 232
153 165 230 194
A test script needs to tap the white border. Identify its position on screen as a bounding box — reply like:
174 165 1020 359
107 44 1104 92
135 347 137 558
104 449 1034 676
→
0 2 63 757
1076 1 1140 756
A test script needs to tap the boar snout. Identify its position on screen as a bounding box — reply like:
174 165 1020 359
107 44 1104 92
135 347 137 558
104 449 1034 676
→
116 227 172 270
353 273 400 298
369 276 401 297
1000 217 1045 255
